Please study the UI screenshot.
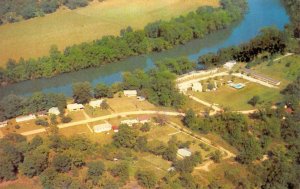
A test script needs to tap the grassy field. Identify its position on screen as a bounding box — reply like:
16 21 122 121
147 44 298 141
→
250 54 300 86
191 81 282 111
0 0 219 65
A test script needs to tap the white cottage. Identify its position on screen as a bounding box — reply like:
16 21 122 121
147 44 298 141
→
16 114 36 123
177 148 192 158
124 90 137 97
223 60 237 70
191 82 202 92
93 123 112 133
89 99 104 108
48 107 60 115
67 103 84 111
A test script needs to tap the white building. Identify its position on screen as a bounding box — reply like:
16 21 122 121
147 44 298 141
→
48 107 60 115
223 60 237 70
0 120 8 128
177 148 192 158
16 114 36 123
137 96 146 101
177 83 191 93
67 103 84 111
89 99 104 108
121 119 139 126
93 123 112 133
124 90 137 97
191 82 202 92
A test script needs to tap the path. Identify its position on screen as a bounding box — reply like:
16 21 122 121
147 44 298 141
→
274 53 294 62
21 110 185 136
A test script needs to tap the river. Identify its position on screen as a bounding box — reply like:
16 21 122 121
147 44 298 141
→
0 0 290 99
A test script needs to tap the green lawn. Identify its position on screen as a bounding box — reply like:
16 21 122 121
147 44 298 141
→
250 54 300 86
192 82 282 111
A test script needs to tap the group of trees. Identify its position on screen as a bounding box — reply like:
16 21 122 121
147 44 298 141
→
199 27 287 67
0 0 92 24
0 0 247 84
0 92 66 122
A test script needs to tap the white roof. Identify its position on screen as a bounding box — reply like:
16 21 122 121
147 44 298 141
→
177 148 192 157
48 107 60 115
124 90 137 95
93 123 112 133
192 82 202 89
121 119 139 125
67 103 84 110
223 60 237 69
16 114 36 123
89 99 104 107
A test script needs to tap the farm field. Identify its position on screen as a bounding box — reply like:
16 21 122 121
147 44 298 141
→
191 81 282 111
0 0 219 65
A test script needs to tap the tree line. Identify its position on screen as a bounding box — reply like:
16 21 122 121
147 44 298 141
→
0 0 247 85
0 0 97 24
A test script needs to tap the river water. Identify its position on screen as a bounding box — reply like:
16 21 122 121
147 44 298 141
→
0 0 290 99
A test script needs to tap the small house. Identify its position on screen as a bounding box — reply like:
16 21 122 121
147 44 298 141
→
120 119 139 126
191 82 202 92
177 148 192 158
124 90 137 97
223 60 237 70
112 125 119 133
177 83 191 93
16 114 36 123
67 103 84 111
93 123 112 133
89 99 104 108
48 107 60 116
0 120 8 128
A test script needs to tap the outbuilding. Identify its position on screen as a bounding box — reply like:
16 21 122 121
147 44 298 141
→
93 123 112 133
223 60 237 70
124 90 137 97
121 119 139 126
67 103 84 111
177 148 192 158
191 82 202 92
48 107 60 116
16 114 36 123
89 99 104 108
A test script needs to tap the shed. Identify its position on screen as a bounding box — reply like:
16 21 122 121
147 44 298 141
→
124 90 137 97
177 148 192 158
67 103 84 111
93 123 112 133
48 107 60 116
112 125 119 133
89 99 104 108
137 96 146 101
16 114 36 123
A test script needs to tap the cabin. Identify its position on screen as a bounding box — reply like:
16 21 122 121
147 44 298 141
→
37 110 47 117
67 103 84 111
48 107 60 115
121 119 139 126
177 148 192 158
124 90 137 97
0 120 8 128
16 114 36 123
93 123 112 133
223 60 237 70
191 82 202 92
89 99 104 108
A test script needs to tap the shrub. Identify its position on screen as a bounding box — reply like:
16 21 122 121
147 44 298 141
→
61 116 72 123
35 119 49 126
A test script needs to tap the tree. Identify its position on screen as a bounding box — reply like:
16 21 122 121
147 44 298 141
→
140 123 151 132
21 149 49 177
135 170 157 189
52 154 72 172
0 156 16 181
39 168 59 189
0 94 24 120
248 95 260 107
40 0 59 14
72 82 92 104
100 100 109 110
135 136 148 152
94 83 113 98
162 143 178 161
87 161 105 184
113 124 138 148
110 162 130 183
210 150 222 163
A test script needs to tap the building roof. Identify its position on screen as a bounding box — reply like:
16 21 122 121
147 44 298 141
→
67 103 84 110
177 148 192 157
89 99 104 107
16 114 36 123
48 107 60 115
93 123 112 133
243 69 281 85
124 90 137 95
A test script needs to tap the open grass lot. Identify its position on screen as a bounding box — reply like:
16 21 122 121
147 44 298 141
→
191 81 282 111
250 54 300 86
107 96 157 112
0 0 219 65
0 120 45 135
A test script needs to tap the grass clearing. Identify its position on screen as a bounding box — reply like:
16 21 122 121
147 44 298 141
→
107 96 157 112
0 0 219 65
191 81 282 111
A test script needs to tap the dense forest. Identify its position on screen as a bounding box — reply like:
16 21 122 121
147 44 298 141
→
281 0 300 38
0 0 96 24
0 0 247 85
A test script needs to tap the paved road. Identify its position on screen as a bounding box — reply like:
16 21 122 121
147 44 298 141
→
21 110 185 136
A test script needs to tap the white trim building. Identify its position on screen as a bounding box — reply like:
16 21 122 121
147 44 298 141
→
89 99 104 108
67 103 84 111
16 114 36 123
93 123 112 133
124 90 137 97
121 119 139 126
177 148 192 158
48 107 60 115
